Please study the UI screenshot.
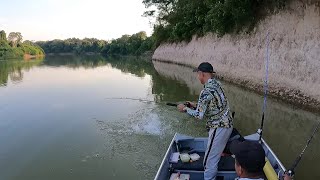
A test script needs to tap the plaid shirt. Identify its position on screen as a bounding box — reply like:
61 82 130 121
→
185 78 233 129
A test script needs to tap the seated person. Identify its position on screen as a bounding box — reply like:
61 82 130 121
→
230 140 292 180
230 140 266 180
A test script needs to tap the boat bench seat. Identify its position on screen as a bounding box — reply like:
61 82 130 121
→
170 152 235 171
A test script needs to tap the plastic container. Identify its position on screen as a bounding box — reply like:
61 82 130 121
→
180 153 191 163
190 153 200 161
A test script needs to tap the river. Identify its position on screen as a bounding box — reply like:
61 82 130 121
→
0 55 319 180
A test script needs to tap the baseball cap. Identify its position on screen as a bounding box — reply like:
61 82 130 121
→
230 140 266 173
193 62 216 73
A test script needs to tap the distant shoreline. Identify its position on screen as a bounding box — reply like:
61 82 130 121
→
23 54 45 60
0 54 44 61
46 52 101 56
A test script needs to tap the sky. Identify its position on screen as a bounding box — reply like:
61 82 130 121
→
0 0 154 41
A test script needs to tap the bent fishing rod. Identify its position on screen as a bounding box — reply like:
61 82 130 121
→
258 32 271 142
287 120 320 177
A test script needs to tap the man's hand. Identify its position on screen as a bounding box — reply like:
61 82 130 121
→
283 172 293 180
177 104 186 112
186 101 197 108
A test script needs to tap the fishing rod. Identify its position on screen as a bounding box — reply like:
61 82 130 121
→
105 97 155 103
105 97 194 108
166 102 194 108
287 120 320 177
258 32 271 142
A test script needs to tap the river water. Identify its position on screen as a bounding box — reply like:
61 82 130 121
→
0 56 319 180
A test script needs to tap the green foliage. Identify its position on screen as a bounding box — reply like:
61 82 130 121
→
7 32 23 47
0 40 24 59
102 31 154 56
21 44 45 55
143 0 289 44
36 38 107 54
0 40 12 58
36 31 155 56
0 30 7 41
0 30 45 60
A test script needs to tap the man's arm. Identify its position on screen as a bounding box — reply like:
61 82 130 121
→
184 89 213 119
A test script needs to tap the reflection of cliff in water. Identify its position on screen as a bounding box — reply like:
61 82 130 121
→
0 60 43 86
153 60 320 180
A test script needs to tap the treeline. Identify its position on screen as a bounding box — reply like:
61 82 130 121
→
36 38 107 54
143 0 287 45
101 31 154 56
36 31 155 56
0 30 45 60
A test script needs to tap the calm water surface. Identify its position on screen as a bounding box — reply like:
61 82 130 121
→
0 56 319 180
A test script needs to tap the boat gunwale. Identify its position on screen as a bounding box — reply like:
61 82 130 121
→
261 138 286 173
154 133 177 180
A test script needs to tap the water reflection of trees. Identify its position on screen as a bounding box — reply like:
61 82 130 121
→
102 56 199 102
43 55 198 102
43 55 108 69
0 60 43 86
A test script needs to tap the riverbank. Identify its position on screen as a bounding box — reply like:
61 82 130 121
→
23 54 45 60
152 1 320 112
46 52 101 56
0 54 44 61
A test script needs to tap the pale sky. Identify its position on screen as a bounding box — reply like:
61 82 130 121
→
0 0 154 41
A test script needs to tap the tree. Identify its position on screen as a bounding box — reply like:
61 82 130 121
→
23 40 34 45
0 31 44 59
0 30 7 41
143 0 287 45
35 31 154 56
142 0 176 25
135 31 147 40
8 32 23 47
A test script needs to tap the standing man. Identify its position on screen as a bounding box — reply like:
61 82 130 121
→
177 62 233 180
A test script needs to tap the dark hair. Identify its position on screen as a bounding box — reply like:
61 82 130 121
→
230 140 266 174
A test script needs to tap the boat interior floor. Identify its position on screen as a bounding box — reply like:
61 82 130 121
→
170 152 235 171
169 151 266 180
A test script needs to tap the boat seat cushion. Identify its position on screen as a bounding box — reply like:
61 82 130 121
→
170 152 235 171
